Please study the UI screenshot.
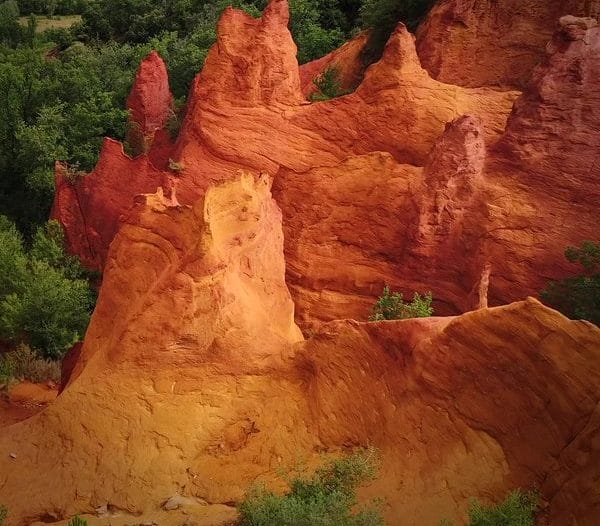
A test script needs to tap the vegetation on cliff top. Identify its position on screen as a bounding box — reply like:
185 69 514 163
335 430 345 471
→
369 286 433 321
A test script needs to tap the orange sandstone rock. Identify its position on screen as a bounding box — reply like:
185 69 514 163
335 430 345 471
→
416 0 599 88
50 1 597 326
126 51 175 167
0 172 599 524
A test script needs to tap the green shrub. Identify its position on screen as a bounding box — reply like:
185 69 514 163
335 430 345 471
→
441 490 538 526
469 490 537 526
369 286 433 321
238 448 384 526
0 505 7 526
541 241 600 326
309 66 350 101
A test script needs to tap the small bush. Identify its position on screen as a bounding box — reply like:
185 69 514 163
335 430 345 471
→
469 490 537 526
68 516 88 526
165 97 186 141
0 505 7 526
440 490 538 526
369 286 433 321
541 240 600 326
309 66 350 101
168 158 185 172
0 344 61 384
238 448 384 526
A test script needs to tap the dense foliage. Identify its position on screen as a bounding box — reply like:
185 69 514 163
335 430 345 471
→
238 449 383 526
0 217 95 359
369 286 433 321
541 241 600 326
359 0 435 62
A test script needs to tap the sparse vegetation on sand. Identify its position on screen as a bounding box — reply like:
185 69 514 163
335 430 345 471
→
238 449 384 526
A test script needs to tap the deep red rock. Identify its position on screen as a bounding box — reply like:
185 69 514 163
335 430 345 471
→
51 4 599 324
126 51 175 165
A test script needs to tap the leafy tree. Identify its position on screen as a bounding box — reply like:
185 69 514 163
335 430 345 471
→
290 0 345 63
370 286 433 321
0 217 94 359
541 241 600 326
238 449 384 526
0 0 21 46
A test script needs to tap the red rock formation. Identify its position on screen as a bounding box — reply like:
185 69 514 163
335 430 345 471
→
1 172 600 525
50 1 598 326
51 141 166 269
416 0 599 88
126 50 175 167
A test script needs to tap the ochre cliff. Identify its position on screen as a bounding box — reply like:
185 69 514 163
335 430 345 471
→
416 0 600 88
50 0 599 329
2 172 600 526
7 4 595 523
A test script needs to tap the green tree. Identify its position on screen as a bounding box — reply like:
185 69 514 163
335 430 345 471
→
359 0 435 63
541 241 600 326
0 0 21 46
0 217 94 359
370 286 433 321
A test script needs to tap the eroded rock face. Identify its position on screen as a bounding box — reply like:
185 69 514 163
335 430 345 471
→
416 0 600 88
51 2 600 327
3 171 600 526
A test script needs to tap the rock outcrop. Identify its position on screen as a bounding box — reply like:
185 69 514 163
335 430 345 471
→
51 1 600 327
2 171 600 525
416 0 600 88
125 50 175 166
